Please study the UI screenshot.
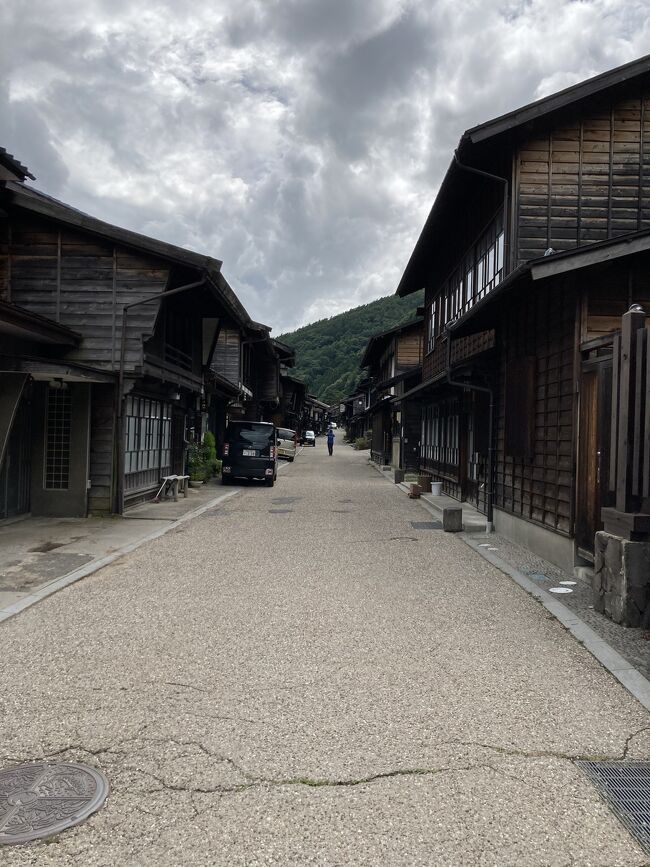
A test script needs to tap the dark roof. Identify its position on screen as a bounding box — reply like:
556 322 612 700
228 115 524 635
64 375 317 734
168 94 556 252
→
0 147 35 181
2 180 255 328
359 317 422 368
397 54 650 298
0 300 81 345
465 54 650 145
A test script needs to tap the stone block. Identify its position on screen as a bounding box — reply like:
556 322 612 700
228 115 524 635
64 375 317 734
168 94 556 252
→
418 475 431 493
408 484 421 499
394 469 405 484
442 507 463 533
594 531 650 626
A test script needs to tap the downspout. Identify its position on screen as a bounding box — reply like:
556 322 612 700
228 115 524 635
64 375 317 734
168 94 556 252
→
446 327 495 533
453 150 509 272
116 277 206 514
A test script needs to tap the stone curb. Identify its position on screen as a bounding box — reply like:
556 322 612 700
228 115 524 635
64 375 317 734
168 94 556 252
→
370 458 650 713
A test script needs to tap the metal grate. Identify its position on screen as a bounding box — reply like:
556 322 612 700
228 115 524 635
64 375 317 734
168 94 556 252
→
410 521 443 530
577 761 650 853
44 386 71 490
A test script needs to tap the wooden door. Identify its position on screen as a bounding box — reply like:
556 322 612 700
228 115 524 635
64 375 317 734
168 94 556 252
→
576 363 612 558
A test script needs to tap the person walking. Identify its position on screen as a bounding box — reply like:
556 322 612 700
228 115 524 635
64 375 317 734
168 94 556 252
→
326 426 335 456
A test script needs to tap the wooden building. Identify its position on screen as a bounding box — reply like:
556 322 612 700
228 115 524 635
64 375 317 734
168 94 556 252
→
396 54 650 571
0 161 261 518
359 319 423 468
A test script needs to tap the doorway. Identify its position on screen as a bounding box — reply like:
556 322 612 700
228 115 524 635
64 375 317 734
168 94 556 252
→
576 360 613 560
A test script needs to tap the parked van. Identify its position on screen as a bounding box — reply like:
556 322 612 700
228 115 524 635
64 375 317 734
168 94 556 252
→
222 421 277 486
276 427 298 462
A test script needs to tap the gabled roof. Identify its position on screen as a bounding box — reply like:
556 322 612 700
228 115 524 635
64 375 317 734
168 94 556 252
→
359 317 422 368
2 180 254 327
397 54 650 298
465 54 650 145
0 147 35 181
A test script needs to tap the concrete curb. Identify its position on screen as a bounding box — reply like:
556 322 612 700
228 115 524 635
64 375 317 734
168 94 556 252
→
0 487 243 626
370 457 650 713
462 535 650 712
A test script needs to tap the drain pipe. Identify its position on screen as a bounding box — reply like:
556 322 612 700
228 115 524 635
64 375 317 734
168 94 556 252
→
445 328 495 533
116 277 206 514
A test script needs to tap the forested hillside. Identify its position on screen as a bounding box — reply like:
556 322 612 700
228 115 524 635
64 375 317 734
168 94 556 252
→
278 291 423 405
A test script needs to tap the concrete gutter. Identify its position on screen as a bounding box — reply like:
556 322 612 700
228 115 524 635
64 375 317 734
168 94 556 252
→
371 457 650 713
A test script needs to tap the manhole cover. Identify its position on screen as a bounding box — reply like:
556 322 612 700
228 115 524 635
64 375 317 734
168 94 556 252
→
0 762 109 845
271 497 301 505
389 536 419 542
339 499 353 503
577 761 650 853
410 521 442 530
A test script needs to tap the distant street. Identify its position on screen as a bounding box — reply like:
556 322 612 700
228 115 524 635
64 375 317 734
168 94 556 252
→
1 442 648 866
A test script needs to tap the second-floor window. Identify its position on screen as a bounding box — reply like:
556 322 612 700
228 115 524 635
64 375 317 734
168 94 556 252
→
426 211 505 353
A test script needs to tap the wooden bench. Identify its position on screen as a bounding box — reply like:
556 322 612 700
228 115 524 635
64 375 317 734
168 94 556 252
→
154 474 190 503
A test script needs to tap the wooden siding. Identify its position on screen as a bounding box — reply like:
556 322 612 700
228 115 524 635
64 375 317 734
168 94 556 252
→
496 282 577 534
212 327 241 386
396 329 423 369
88 383 115 515
2 215 170 371
516 93 650 262
580 252 650 342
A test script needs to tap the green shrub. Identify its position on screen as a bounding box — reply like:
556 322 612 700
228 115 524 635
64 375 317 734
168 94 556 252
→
202 431 219 476
355 436 370 450
187 444 208 481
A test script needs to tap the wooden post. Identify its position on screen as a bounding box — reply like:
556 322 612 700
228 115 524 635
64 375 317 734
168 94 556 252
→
615 305 646 513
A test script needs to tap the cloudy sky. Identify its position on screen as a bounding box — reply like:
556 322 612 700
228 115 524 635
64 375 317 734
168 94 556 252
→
1 1 648 333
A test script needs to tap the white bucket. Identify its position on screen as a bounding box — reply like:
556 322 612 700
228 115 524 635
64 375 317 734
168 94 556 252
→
430 481 443 496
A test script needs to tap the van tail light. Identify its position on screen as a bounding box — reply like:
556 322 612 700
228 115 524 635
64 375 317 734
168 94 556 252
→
223 443 229 456
270 446 275 459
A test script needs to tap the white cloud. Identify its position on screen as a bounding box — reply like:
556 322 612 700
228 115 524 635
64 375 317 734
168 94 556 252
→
0 0 647 331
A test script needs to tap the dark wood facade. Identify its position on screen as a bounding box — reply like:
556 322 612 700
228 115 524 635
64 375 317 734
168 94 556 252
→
0 176 260 517
396 55 650 570
360 319 423 468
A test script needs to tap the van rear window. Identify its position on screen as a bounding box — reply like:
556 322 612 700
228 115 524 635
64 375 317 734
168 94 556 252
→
225 423 274 446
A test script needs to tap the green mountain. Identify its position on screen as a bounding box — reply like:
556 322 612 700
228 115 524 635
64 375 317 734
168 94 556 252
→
278 291 424 406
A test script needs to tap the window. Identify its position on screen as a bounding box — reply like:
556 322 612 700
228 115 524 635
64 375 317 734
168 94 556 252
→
504 357 536 459
45 386 71 489
124 396 172 491
421 399 460 476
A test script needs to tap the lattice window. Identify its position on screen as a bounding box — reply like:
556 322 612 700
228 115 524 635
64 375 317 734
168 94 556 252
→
45 386 72 490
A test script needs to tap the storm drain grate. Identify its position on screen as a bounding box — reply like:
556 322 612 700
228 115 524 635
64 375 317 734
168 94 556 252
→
527 572 550 581
410 521 443 530
0 762 109 845
576 761 650 853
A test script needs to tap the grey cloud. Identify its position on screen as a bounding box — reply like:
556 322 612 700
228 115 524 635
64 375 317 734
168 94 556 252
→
1 0 648 333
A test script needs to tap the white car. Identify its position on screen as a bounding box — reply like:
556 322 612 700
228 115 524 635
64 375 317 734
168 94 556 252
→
302 430 316 446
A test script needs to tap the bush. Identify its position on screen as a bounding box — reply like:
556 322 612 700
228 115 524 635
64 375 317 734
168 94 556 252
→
202 431 219 476
354 436 370 450
187 444 208 482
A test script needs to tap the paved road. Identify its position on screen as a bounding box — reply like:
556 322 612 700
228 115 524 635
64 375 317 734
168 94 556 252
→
1 443 649 865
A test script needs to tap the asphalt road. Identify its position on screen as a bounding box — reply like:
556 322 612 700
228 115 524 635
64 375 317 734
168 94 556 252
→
1 442 649 865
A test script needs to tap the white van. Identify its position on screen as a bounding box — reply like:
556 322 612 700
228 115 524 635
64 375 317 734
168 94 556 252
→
276 427 297 462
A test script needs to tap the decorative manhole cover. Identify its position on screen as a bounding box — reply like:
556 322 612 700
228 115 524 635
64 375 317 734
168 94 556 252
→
577 761 650 853
0 762 109 846
410 521 442 530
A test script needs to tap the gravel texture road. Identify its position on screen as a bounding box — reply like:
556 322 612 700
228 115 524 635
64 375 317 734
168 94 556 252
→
1 443 649 865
